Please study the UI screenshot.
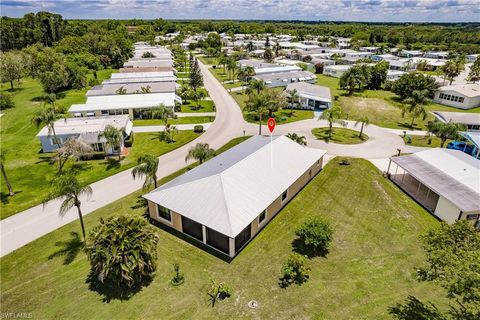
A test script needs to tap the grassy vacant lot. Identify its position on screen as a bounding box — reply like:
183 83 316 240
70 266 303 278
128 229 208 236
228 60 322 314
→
402 134 451 148
315 74 480 130
180 100 215 113
0 75 201 219
197 56 219 65
230 90 314 125
133 116 214 126
0 157 446 319
312 127 369 144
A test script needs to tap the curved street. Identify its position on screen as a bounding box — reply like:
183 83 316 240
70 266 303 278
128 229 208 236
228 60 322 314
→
0 60 411 257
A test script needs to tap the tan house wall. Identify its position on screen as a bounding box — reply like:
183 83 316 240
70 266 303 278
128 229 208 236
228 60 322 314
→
250 156 324 238
148 200 182 231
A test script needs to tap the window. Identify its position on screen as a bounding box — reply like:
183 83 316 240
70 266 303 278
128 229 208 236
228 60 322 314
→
157 205 172 222
281 190 288 203
50 137 62 145
206 227 230 255
466 214 479 221
459 97 464 103
317 159 321 166
258 210 266 225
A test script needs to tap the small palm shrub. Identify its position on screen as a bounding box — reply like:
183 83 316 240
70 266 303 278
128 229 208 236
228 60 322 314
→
207 281 233 306
85 215 159 289
280 253 311 287
295 217 333 257
193 125 204 133
171 263 185 286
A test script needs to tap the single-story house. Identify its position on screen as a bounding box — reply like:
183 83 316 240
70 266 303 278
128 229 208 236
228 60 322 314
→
254 65 302 76
459 131 480 159
386 70 407 81
87 82 177 97
285 82 332 110
372 54 398 62
250 49 265 58
238 59 277 69
254 70 316 87
323 65 351 78
335 37 351 49
387 148 480 228
359 46 379 53
123 60 173 69
397 50 423 58
433 84 480 110
343 51 373 62
118 66 175 73
386 58 416 71
424 51 449 59
467 54 479 63
69 92 181 118
36 115 133 153
143 135 327 257
431 111 480 131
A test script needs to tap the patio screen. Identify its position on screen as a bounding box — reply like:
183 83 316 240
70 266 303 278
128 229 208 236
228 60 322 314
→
181 216 203 241
235 224 251 253
206 227 230 255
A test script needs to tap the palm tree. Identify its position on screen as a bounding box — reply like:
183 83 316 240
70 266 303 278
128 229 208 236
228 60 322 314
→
152 104 174 129
427 121 465 148
286 89 300 115
31 107 62 149
319 106 346 139
44 172 92 240
402 89 429 127
0 150 14 196
132 154 159 189
99 125 124 161
246 79 265 95
178 85 192 103
245 93 268 135
218 55 230 74
354 116 370 139
340 66 367 95
185 143 215 164
226 58 237 83
42 93 57 112
286 133 307 146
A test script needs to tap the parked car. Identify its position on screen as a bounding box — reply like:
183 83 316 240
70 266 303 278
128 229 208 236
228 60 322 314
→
446 141 474 155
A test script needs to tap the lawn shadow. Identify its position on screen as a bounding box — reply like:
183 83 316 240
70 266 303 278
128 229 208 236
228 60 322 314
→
48 231 84 265
131 195 148 210
104 158 121 170
278 273 310 289
0 190 23 205
86 271 153 303
397 122 423 130
291 238 329 259
35 154 53 164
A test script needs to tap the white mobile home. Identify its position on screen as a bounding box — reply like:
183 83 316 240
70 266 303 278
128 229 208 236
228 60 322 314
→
285 82 332 110
323 65 351 78
433 84 480 110
36 116 133 153
388 149 480 228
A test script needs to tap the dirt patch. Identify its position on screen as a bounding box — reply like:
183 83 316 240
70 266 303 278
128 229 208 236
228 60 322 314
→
343 97 396 112
373 180 391 202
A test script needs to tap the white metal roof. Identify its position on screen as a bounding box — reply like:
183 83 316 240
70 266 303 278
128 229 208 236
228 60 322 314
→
286 82 332 102
432 111 480 126
103 76 177 84
437 84 480 98
36 115 132 137
69 92 176 112
110 71 174 79
144 135 326 237
254 65 302 75
391 148 480 212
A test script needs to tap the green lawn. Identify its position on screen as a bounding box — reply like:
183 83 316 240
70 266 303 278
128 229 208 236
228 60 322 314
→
230 90 314 125
401 134 451 148
209 68 244 89
133 116 214 126
197 56 219 65
0 157 446 319
312 127 369 144
316 74 480 130
180 100 215 113
0 75 201 219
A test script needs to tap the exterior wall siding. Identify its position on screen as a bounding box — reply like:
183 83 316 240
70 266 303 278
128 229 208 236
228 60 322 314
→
434 196 461 223
250 156 323 238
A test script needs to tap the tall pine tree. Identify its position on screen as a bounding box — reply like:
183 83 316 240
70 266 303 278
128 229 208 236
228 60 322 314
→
189 58 203 92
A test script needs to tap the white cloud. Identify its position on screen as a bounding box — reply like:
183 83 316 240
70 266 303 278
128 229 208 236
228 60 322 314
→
1 0 478 22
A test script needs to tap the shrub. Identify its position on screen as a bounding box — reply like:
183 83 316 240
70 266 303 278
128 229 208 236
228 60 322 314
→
124 132 134 147
85 215 159 289
280 253 311 287
193 125 204 133
0 93 15 110
295 217 333 256
170 263 185 286
207 280 233 306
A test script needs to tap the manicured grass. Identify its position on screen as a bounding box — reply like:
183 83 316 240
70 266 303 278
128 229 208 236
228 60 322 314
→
230 90 314 124
209 68 244 89
312 127 369 144
0 158 445 319
401 134 450 148
0 75 202 219
180 100 215 113
133 116 214 126
316 74 480 130
197 56 219 65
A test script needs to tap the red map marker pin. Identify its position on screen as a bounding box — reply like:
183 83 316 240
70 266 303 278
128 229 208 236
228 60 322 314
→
267 118 276 134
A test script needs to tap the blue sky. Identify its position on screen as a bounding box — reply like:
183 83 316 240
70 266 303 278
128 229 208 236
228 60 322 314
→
1 0 479 22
